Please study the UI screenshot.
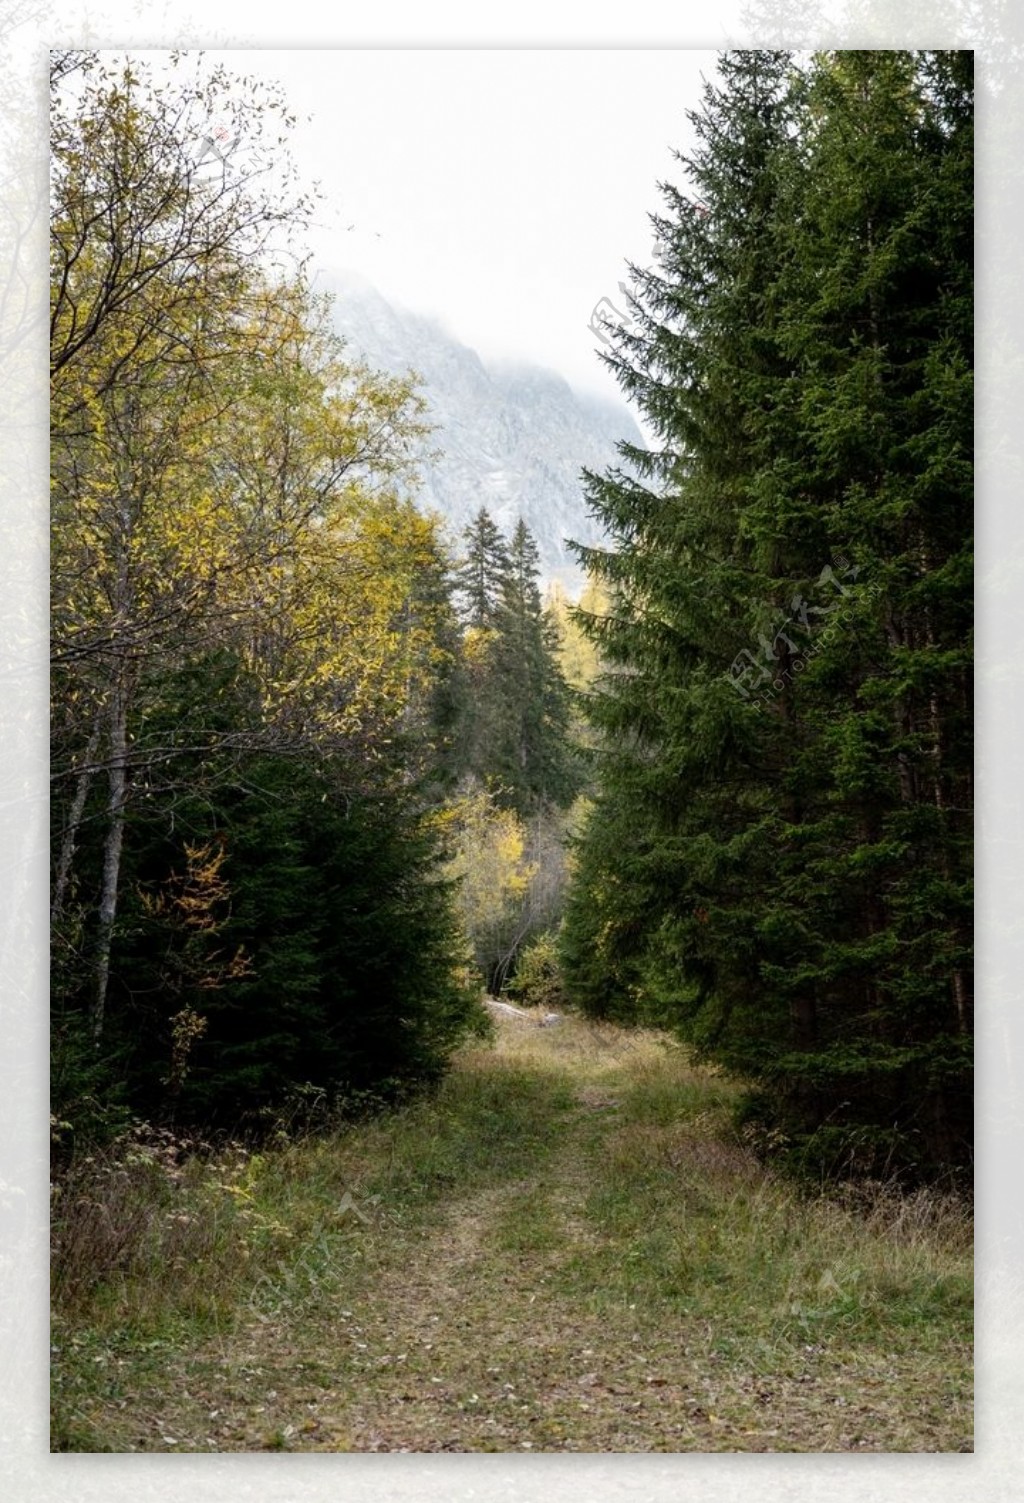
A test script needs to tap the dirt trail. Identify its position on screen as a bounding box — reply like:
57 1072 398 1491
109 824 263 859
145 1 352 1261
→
189 1017 727 1452
69 1014 971 1453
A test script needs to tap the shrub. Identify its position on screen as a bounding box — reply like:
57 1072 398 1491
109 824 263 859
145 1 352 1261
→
504 931 565 1011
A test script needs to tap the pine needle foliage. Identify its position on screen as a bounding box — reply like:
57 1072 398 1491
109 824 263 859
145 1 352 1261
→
562 51 973 1182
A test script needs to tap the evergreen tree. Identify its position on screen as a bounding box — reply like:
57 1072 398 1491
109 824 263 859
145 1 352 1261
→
452 511 579 814
455 507 510 630
562 48 797 1029
395 530 466 800
562 50 973 1180
83 739 482 1129
491 519 580 812
751 49 974 1174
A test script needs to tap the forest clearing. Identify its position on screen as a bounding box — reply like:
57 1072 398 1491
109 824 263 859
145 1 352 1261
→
51 1011 972 1454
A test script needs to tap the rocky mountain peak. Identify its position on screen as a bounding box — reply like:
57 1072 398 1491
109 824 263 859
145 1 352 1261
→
322 272 643 594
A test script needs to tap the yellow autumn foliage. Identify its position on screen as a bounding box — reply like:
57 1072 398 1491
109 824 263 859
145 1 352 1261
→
441 791 539 984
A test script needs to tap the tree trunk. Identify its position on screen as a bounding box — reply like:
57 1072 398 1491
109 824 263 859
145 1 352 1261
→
51 713 102 924
92 672 130 1044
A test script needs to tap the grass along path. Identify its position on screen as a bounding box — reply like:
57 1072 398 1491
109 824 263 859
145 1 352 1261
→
51 1013 972 1452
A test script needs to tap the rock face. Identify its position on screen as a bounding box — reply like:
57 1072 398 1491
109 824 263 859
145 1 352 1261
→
323 271 643 593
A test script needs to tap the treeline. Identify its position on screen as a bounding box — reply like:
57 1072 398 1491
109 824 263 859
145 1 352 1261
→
561 51 973 1182
49 55 575 1145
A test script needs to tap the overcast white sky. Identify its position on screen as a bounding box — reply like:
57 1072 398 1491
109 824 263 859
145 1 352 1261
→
203 49 717 402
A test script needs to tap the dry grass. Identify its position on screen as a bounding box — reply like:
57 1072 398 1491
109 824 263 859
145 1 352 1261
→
51 1012 972 1453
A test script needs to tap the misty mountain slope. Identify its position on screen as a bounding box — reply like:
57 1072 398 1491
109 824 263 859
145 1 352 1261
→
322 271 643 591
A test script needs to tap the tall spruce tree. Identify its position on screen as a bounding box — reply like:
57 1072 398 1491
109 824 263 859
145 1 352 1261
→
452 510 579 814
562 50 972 1180
456 506 511 630
752 49 974 1175
491 519 580 812
562 49 798 1030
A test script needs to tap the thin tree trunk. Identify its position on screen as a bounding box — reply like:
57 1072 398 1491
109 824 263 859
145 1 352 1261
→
92 671 130 1045
51 713 102 925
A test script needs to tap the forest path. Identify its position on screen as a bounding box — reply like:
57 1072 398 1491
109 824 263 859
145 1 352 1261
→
57 1014 972 1453
196 1016 717 1453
